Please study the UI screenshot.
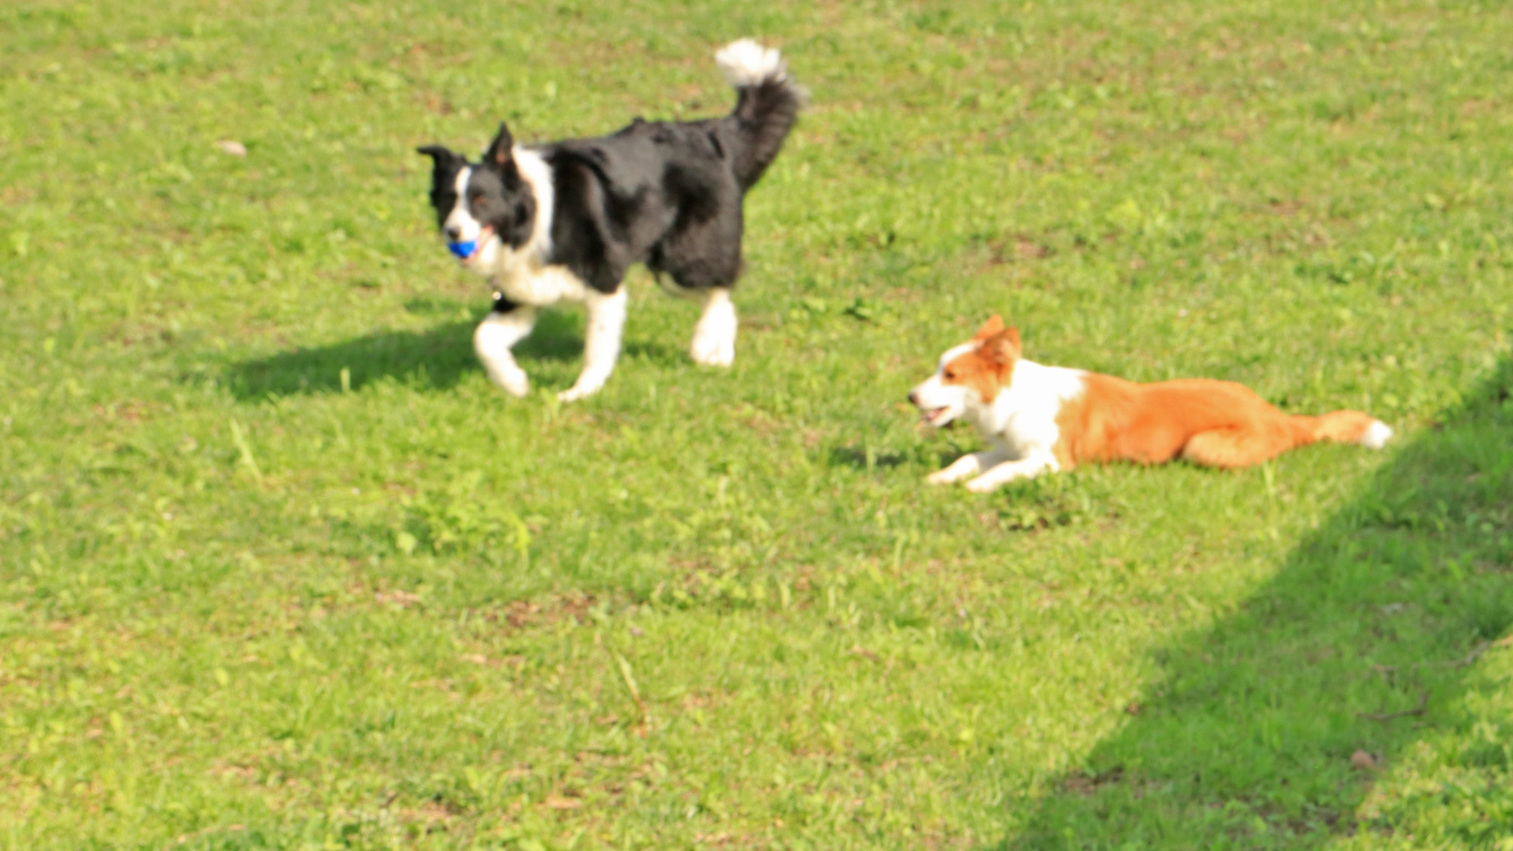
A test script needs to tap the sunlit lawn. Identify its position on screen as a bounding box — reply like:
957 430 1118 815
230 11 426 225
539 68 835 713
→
2 0 1512 847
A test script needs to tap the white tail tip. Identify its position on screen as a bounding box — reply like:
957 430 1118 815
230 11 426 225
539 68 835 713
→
715 38 785 88
1360 420 1393 450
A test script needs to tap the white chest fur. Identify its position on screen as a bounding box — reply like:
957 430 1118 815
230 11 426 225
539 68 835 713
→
489 260 590 306
970 360 1087 452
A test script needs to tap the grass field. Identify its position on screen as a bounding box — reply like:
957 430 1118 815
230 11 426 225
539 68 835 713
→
4 0 1513 847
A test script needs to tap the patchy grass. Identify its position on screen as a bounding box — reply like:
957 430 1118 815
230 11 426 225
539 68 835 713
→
2 0 1512 848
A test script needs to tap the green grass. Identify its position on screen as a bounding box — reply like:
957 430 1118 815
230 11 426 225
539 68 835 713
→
3 0 1512 847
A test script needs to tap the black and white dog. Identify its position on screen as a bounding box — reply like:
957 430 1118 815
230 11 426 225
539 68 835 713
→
417 39 802 401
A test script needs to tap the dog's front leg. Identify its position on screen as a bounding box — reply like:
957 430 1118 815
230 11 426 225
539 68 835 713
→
965 453 1058 493
474 303 538 397
928 450 1008 485
559 287 628 402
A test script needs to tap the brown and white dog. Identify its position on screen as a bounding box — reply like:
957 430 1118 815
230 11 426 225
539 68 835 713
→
909 315 1393 492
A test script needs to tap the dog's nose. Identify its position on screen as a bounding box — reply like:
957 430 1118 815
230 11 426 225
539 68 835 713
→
907 390 919 407
445 225 462 241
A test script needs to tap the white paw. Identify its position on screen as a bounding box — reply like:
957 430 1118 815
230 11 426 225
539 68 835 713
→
965 476 1003 493
557 381 604 403
690 290 737 367
927 470 961 486
491 368 530 398
690 333 735 367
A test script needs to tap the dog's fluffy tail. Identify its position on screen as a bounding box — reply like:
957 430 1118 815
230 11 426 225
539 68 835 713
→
1290 410 1394 449
715 39 803 190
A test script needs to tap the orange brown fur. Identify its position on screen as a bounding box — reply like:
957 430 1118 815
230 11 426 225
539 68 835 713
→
1053 374 1376 470
941 323 1020 403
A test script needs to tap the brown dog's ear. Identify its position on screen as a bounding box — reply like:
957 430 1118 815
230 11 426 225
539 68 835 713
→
981 327 1022 372
973 314 1005 342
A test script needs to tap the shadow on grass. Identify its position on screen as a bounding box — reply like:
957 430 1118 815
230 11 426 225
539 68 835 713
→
1002 359 1513 848
225 311 673 399
827 445 910 470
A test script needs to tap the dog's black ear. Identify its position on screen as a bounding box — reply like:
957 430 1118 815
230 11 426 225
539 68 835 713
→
482 123 524 188
416 144 458 165
483 123 514 168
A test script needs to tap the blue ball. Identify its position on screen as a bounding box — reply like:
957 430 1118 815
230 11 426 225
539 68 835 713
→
447 240 477 259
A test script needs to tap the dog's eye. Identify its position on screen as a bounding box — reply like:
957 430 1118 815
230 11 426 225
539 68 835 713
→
943 369 957 380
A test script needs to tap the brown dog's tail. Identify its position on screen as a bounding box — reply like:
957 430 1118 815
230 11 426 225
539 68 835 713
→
1290 410 1393 449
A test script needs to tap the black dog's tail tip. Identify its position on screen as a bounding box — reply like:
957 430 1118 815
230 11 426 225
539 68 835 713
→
716 38 790 89
715 38 804 189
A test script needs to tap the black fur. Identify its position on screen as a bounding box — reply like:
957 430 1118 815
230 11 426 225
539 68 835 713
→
490 291 519 314
417 61 802 298
415 144 466 232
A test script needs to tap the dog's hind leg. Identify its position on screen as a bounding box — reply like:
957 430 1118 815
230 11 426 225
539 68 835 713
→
690 287 737 367
652 182 743 367
475 303 538 398
1180 422 1293 469
559 287 628 402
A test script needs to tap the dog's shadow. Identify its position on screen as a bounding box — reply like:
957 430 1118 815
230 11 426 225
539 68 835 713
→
226 310 671 399
826 445 910 470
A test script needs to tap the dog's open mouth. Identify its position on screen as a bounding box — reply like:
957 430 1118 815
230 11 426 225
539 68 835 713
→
920 406 952 427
